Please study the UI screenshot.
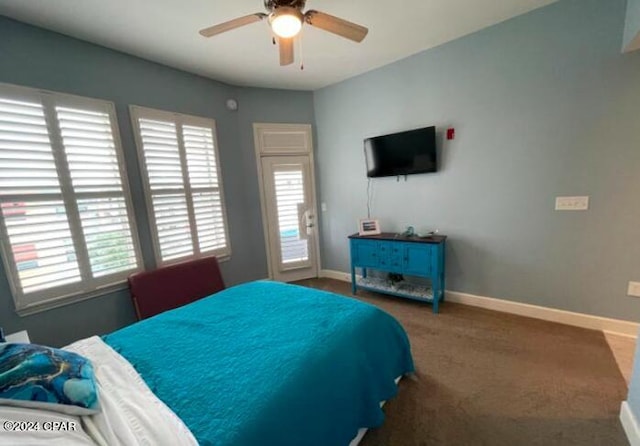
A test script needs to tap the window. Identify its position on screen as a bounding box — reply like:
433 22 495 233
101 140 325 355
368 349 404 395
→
0 83 141 313
130 106 230 265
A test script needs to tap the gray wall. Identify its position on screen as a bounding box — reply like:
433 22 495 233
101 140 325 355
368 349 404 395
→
235 88 317 279
0 16 314 346
314 0 640 321
624 0 640 50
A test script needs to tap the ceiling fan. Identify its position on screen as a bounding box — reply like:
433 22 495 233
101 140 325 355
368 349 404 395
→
199 0 369 66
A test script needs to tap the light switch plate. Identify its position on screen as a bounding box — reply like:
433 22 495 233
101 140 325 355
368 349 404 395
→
321 202 327 212
628 282 640 298
555 196 589 211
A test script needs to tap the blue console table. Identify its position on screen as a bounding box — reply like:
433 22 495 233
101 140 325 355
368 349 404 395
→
349 233 447 313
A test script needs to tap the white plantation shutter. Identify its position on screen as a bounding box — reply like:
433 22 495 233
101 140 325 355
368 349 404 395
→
0 97 82 296
57 105 139 279
138 119 183 190
0 98 61 195
183 125 228 253
59 106 124 193
1 201 80 294
131 106 230 265
0 83 141 312
77 197 138 277
136 118 194 261
151 194 193 261
192 191 226 252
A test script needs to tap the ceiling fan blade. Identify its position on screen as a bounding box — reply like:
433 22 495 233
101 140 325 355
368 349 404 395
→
279 37 294 66
199 13 267 37
304 10 368 43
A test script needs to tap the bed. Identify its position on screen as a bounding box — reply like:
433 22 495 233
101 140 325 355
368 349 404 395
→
0 270 414 445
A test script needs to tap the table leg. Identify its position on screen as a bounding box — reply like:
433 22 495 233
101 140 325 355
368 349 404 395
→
432 278 440 314
351 265 357 294
440 244 446 302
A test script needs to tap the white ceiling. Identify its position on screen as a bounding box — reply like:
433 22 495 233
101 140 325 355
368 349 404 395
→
0 0 557 90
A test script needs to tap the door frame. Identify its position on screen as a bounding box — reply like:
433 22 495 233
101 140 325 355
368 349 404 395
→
253 123 321 280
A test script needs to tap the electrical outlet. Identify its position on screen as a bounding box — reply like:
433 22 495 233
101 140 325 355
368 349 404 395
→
555 196 589 211
628 282 640 298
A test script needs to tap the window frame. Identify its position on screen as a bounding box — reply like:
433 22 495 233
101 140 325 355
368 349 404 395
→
129 105 231 266
0 82 143 315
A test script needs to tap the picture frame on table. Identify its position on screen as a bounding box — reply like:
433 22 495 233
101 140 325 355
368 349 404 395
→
358 219 381 236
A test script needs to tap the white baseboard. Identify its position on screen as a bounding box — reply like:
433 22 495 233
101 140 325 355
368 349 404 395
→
621 401 640 446
319 269 639 338
446 290 639 337
320 269 354 282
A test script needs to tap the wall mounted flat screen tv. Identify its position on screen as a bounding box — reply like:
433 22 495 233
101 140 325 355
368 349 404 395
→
364 126 437 178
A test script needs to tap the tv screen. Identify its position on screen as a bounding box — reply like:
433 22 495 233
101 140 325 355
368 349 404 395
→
364 126 437 178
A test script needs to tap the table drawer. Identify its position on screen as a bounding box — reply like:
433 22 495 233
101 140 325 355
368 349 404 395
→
377 242 398 268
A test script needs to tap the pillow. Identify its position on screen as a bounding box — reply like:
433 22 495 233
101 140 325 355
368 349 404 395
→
0 343 100 415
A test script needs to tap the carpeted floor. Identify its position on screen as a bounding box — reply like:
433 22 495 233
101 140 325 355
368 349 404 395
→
294 278 631 446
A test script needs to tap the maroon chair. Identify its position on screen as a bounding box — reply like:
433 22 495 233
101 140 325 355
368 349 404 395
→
128 256 225 320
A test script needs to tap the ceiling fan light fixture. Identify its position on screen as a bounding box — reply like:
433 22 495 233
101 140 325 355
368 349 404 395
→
269 7 303 38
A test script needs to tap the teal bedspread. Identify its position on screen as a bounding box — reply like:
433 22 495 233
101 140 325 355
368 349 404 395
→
103 281 414 446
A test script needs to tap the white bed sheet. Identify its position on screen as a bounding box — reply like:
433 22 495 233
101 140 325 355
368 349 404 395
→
0 336 197 446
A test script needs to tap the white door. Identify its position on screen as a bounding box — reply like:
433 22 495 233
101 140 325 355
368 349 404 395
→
260 156 318 282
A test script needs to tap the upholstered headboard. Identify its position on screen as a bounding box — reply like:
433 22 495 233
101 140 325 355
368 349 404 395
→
128 256 225 320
